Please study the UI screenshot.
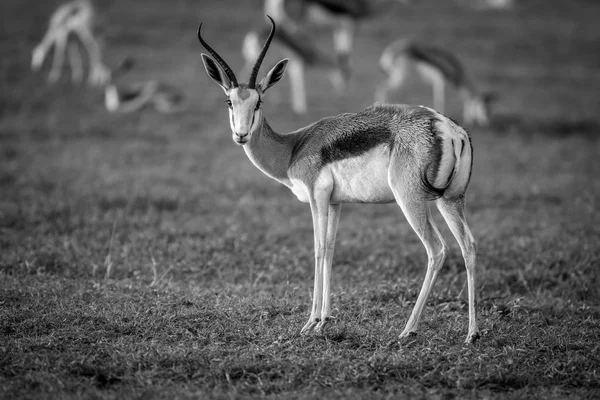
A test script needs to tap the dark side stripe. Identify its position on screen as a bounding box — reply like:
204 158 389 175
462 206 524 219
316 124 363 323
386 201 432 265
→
306 0 371 18
257 26 334 67
408 44 465 87
320 126 393 165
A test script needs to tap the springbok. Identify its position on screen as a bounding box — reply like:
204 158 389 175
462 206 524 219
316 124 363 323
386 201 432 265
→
32 0 110 86
199 16 479 343
375 39 493 126
242 0 413 114
103 59 186 114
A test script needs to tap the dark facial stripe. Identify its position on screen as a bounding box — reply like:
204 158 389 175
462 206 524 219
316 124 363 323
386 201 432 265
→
320 126 393 165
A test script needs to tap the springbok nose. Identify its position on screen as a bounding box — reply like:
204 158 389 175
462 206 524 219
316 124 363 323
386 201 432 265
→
236 132 248 138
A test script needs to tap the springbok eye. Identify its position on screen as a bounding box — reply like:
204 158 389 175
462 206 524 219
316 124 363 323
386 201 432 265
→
255 100 262 111
225 99 232 108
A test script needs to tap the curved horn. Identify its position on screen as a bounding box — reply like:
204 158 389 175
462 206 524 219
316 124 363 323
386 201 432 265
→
197 23 238 87
248 15 276 89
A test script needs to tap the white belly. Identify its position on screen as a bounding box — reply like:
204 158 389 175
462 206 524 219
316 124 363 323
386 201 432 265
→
416 62 445 87
287 146 396 204
328 145 395 204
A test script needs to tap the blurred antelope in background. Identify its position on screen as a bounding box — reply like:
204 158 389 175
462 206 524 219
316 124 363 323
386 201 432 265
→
457 0 514 10
199 16 480 343
376 39 494 126
242 0 413 114
103 58 186 114
31 0 110 86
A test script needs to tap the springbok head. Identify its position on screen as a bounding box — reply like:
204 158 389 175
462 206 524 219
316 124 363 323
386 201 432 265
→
198 16 288 145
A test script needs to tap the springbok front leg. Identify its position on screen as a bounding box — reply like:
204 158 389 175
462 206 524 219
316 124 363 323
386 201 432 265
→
78 28 109 86
301 185 336 334
287 59 307 114
32 32 55 71
67 40 84 83
331 16 354 93
432 77 446 114
375 57 408 104
48 32 68 83
314 203 341 333
436 196 479 343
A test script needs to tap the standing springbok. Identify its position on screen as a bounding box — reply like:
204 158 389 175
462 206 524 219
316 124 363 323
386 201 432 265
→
242 0 413 114
199 17 479 343
375 39 493 126
32 0 110 86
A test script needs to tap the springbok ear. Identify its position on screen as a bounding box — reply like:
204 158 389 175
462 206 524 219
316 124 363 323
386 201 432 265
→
201 53 231 93
258 59 288 93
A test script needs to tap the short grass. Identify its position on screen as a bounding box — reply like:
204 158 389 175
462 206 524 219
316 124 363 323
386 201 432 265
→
1 0 599 398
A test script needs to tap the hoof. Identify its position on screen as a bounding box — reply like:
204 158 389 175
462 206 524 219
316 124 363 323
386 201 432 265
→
314 317 330 334
465 331 481 344
399 331 417 340
300 318 319 335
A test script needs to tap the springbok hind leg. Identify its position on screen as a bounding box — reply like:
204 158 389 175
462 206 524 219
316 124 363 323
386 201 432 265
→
392 186 448 339
436 196 480 343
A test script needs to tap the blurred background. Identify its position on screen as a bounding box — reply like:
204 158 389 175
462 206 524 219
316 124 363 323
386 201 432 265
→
1 0 599 298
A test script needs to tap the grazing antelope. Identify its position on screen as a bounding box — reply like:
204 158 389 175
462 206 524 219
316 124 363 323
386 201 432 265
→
199 17 479 343
242 23 339 115
376 39 493 126
242 0 413 114
32 0 110 86
103 59 186 114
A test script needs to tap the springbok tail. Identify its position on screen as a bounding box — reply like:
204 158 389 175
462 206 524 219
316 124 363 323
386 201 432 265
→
423 115 472 200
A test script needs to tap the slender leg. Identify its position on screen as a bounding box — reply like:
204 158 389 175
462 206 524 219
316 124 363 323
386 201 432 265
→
315 203 342 333
301 196 330 334
432 76 445 114
287 59 307 114
463 98 472 125
77 28 109 86
398 201 447 338
388 162 448 338
32 30 57 71
48 32 67 83
331 17 354 93
67 39 84 83
241 32 260 77
301 180 335 335
375 61 407 104
436 196 479 343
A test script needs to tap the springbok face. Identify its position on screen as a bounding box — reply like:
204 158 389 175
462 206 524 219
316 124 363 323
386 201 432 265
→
199 16 288 145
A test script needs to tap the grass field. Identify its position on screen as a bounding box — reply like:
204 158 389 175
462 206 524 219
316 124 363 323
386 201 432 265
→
1 0 600 398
